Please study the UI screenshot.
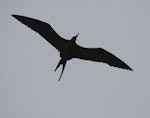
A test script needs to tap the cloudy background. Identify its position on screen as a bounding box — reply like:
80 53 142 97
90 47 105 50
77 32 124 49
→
1 0 150 118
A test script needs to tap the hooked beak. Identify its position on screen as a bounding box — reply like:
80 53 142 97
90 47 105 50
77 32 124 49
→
75 33 79 38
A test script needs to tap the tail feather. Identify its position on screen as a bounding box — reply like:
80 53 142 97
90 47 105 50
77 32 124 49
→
55 58 67 81
55 60 62 72
58 62 66 81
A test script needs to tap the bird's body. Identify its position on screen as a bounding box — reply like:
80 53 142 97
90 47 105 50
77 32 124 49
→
12 14 133 80
60 40 75 60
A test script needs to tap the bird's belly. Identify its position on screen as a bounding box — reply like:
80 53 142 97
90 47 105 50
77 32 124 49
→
60 50 73 60
60 43 75 60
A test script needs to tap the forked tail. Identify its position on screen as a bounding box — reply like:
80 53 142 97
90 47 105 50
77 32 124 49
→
55 58 67 81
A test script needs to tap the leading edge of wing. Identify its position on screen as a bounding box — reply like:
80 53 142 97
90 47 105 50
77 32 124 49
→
11 14 67 51
73 45 133 71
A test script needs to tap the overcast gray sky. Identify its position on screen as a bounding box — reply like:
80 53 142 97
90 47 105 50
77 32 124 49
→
1 0 150 118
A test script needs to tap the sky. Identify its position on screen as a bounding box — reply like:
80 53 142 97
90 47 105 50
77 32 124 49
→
1 0 150 118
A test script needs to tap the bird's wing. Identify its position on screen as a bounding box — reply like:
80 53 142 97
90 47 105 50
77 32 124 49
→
73 45 133 70
12 15 67 51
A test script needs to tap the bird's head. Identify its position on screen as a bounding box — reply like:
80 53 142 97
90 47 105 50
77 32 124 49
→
71 33 79 42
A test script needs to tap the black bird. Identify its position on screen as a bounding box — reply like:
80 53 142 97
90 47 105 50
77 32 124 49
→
12 15 133 80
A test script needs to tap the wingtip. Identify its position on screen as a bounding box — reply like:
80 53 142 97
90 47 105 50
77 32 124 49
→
11 14 24 20
124 65 133 71
125 64 133 71
11 14 19 19
11 14 18 20
128 67 133 71
11 14 16 17
114 66 133 72
113 63 133 71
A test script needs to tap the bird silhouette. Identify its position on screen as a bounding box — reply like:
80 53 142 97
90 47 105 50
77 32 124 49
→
12 14 133 81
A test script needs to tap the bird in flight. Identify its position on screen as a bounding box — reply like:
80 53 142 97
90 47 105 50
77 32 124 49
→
12 14 133 81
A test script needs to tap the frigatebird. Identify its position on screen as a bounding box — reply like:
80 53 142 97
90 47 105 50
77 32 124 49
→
12 14 133 80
